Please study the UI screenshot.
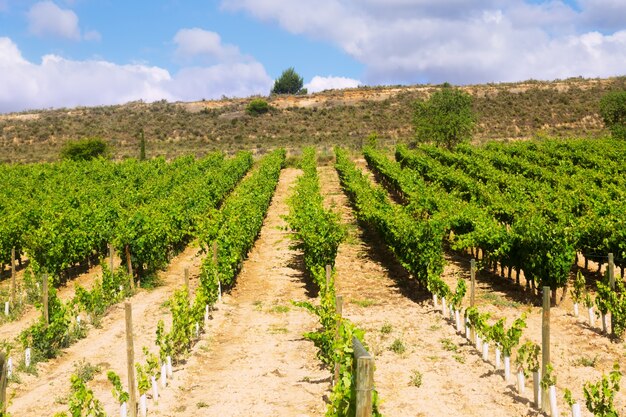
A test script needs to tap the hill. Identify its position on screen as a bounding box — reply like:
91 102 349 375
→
1 76 625 163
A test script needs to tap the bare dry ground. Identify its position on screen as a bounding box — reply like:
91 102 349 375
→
152 168 328 417
318 163 626 417
5 162 625 416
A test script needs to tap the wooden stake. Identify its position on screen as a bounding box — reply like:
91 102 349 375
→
125 302 137 417
184 268 190 301
333 295 343 386
126 245 134 290
353 337 374 417
10 248 16 305
609 253 615 337
42 274 49 325
212 241 218 264
541 287 550 412
109 243 114 272
470 259 476 342
325 264 331 290
0 353 6 414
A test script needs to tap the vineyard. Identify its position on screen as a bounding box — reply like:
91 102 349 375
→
0 138 624 416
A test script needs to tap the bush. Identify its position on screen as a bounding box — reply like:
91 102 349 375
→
271 67 305 95
60 138 109 161
599 91 626 139
414 83 474 149
246 98 270 116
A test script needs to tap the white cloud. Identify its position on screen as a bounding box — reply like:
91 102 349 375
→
173 28 242 63
221 0 626 85
27 1 81 40
0 36 273 113
305 75 360 92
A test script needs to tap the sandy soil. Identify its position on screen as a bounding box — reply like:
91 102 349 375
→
8 244 201 416
331 160 625 416
441 252 626 416
319 164 538 417
9 168 329 417
152 167 328 417
0 259 115 345
7 161 625 416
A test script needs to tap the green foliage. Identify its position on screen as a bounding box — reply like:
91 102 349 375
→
450 278 466 309
599 91 626 139
564 388 576 407
583 363 622 417
155 320 172 363
60 138 109 161
72 359 101 382
409 370 423 387
135 362 151 395
198 149 285 303
339 147 445 288
168 287 195 360
490 314 527 356
389 338 406 354
67 373 106 417
271 67 304 95
596 277 626 338
289 147 381 416
414 85 475 149
465 306 490 340
246 98 270 116
19 280 71 360
73 263 131 319
287 147 346 279
571 270 586 304
515 341 540 377
107 370 129 405
540 363 557 390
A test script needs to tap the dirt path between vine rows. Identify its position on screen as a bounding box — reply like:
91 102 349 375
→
8 243 201 416
152 167 328 417
336 159 625 416
0 260 116 346
318 164 537 417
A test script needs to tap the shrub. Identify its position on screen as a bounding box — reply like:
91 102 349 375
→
246 98 270 116
414 83 475 149
599 91 626 139
60 138 109 161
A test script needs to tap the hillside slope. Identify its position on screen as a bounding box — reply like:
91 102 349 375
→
1 76 625 163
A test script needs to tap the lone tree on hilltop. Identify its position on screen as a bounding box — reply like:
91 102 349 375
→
414 83 475 149
599 91 626 140
271 67 306 95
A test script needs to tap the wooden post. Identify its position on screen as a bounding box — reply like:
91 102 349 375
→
10 248 16 305
42 274 49 325
333 295 343 386
0 353 7 414
469 259 476 341
470 259 476 307
184 268 190 301
109 243 114 272
541 287 550 412
325 264 332 290
608 253 615 337
125 302 137 417
126 245 134 290
353 337 374 417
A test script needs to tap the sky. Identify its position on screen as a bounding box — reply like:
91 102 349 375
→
0 0 625 113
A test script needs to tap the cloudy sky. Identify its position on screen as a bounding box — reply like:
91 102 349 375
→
0 0 625 113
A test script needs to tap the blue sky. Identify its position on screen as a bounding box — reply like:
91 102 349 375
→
1 0 625 113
